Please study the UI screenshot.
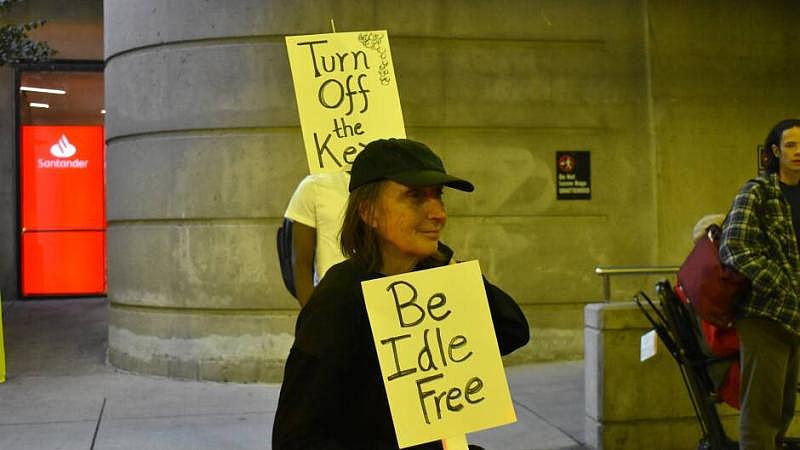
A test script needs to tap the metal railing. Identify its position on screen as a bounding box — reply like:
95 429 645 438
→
594 265 680 302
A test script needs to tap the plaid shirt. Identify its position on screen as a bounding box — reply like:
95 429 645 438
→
719 173 800 336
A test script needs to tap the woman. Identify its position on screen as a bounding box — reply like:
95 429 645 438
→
272 138 530 450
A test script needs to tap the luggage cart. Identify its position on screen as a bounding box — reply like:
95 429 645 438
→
634 280 736 450
634 280 800 450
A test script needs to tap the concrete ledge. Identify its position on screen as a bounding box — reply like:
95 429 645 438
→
107 223 297 310
108 347 287 383
108 306 296 382
584 301 736 449
106 130 306 220
105 0 384 58
104 0 623 59
584 301 652 330
105 42 297 139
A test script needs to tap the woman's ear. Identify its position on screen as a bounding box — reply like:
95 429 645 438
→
358 202 379 228
773 144 781 157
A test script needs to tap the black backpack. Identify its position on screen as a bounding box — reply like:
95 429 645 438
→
276 218 297 298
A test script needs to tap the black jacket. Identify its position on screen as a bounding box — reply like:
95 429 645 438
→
272 249 530 450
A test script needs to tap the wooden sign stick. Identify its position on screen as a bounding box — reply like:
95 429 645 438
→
442 434 468 450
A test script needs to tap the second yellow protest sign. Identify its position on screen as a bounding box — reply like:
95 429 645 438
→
286 30 406 174
361 261 516 448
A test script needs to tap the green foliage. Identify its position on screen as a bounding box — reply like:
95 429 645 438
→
0 0 55 65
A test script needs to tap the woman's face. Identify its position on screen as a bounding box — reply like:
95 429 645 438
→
369 180 447 268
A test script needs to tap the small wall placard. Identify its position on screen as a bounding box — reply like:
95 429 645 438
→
556 150 591 200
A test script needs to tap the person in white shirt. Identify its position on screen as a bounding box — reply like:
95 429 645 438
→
283 171 350 306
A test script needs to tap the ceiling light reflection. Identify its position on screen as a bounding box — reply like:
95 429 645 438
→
20 86 66 95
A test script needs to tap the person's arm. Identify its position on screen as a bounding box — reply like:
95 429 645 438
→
720 181 796 307
291 221 316 307
483 277 530 355
284 175 319 306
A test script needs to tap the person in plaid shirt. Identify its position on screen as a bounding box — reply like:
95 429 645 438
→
720 118 800 450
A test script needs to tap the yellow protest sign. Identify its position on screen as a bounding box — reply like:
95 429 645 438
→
361 260 516 448
0 293 5 383
285 30 406 174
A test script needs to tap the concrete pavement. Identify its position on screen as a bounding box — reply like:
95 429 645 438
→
0 298 587 450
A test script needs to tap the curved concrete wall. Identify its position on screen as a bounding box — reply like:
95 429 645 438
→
104 0 314 381
104 0 655 380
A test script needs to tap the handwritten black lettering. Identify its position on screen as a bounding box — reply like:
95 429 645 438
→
388 280 424 327
331 116 364 138
313 132 340 169
426 293 450 321
296 40 328 77
416 373 444 425
354 73 369 114
465 377 485 404
315 75 370 116
446 386 464 412
448 334 472 363
341 143 365 165
381 334 417 381
318 79 345 110
378 277 489 425
351 50 369 71
416 374 485 424
297 40 371 78
435 327 448 368
417 328 438 372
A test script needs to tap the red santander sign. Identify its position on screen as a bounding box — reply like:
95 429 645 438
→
21 125 105 230
21 125 106 295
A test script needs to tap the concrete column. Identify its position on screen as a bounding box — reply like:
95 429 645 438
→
0 67 19 303
103 0 320 381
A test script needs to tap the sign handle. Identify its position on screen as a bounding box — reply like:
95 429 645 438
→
441 435 468 450
330 18 336 33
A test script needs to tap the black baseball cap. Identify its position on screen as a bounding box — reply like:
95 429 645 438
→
348 138 474 193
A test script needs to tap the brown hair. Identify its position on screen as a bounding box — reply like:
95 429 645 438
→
764 119 800 174
340 180 387 272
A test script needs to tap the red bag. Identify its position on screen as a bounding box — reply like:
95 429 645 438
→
676 224 749 328
674 283 741 409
